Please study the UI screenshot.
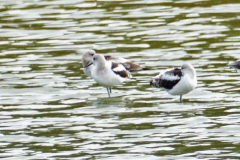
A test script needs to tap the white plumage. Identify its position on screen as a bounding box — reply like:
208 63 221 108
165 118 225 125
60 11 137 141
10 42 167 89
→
91 54 131 97
150 63 197 101
82 50 96 77
160 73 181 81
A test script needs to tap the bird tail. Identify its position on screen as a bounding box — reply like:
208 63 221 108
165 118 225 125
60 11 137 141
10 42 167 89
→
150 77 160 88
142 66 149 70
122 62 149 72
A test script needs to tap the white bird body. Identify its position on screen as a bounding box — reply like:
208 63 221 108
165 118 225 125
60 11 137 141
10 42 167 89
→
150 63 197 101
167 73 197 95
91 60 127 87
91 54 131 97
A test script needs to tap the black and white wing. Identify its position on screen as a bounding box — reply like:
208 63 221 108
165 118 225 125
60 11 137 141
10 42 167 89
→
111 62 132 78
151 68 182 89
105 55 148 71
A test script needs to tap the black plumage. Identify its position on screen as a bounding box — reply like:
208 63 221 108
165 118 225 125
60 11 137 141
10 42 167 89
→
105 55 148 71
111 62 130 78
151 68 183 89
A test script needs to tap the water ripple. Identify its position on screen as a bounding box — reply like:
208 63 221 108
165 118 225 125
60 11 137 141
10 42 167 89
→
0 0 240 159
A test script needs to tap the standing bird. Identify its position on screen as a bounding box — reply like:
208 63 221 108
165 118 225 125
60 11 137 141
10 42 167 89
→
150 63 197 101
91 54 132 97
82 50 147 78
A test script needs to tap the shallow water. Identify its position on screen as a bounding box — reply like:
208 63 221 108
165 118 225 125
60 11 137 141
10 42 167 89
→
1 0 240 159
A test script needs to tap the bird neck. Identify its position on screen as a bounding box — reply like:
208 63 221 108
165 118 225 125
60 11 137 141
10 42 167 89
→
188 69 196 79
96 60 106 71
82 58 90 67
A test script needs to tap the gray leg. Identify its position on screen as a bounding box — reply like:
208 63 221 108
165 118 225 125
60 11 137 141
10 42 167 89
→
180 95 182 102
109 87 112 93
106 87 111 98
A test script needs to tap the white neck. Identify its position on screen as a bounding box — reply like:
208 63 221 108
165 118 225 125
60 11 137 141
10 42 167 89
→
188 68 196 79
96 59 106 71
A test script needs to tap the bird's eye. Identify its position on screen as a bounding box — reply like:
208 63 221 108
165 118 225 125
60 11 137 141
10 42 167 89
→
93 57 96 61
90 54 94 56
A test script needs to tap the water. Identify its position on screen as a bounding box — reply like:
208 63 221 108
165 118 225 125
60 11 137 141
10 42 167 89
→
0 0 240 159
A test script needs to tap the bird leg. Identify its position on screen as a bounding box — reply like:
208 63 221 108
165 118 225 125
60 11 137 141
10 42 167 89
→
180 95 182 102
109 87 112 93
106 87 111 97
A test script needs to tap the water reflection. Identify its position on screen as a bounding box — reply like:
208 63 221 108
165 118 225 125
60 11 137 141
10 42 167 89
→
1 0 240 159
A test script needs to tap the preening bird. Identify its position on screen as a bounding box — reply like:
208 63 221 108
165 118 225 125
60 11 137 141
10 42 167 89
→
150 63 197 101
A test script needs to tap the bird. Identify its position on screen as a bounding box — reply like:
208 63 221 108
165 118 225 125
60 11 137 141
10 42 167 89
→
228 60 240 69
90 54 132 97
82 50 96 77
82 50 147 78
150 63 197 101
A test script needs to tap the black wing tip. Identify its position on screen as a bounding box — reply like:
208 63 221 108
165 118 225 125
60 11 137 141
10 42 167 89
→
128 66 149 72
104 55 111 60
142 66 149 70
